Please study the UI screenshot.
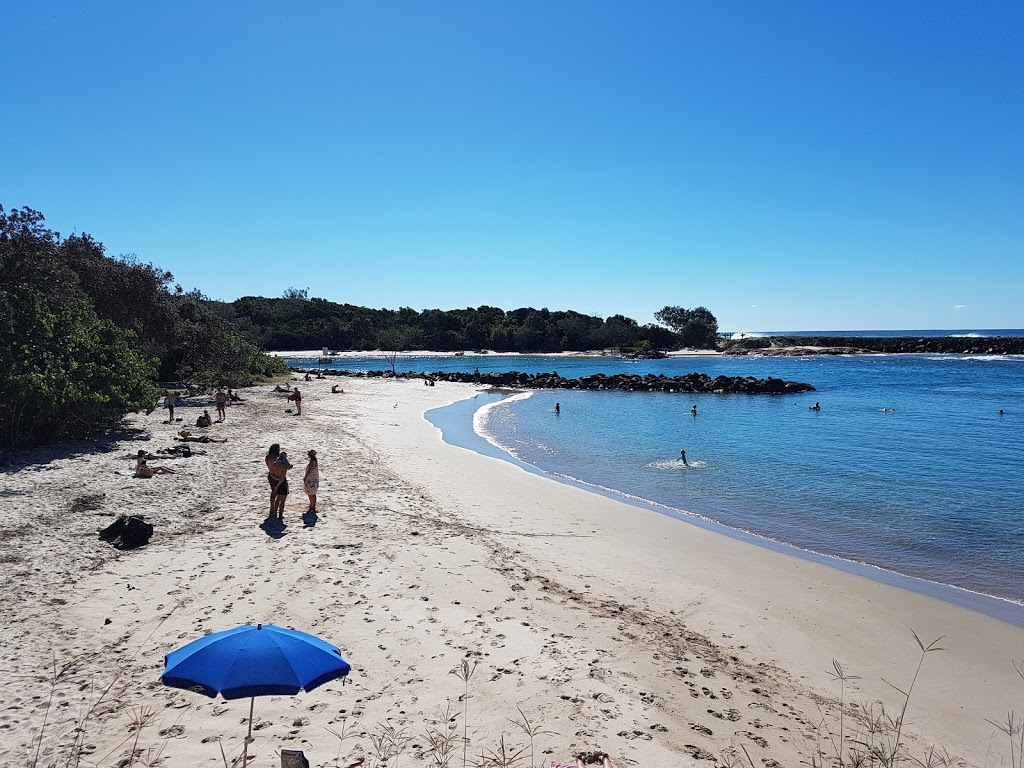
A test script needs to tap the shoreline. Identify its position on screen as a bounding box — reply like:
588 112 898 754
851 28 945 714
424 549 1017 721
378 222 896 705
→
431 391 1024 625
1 377 1020 766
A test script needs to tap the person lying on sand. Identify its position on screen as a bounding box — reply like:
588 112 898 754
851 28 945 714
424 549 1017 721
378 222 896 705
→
273 384 292 393
135 451 176 477
176 430 227 443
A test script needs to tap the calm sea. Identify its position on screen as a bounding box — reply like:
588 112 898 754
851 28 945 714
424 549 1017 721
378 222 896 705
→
288 342 1024 619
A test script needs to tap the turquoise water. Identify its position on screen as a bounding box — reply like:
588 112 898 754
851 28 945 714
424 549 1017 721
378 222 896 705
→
290 352 1024 609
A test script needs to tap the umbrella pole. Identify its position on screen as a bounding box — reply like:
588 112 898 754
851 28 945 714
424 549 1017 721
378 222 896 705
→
242 696 254 766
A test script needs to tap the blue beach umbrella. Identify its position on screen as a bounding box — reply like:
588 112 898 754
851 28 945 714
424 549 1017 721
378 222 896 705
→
162 623 350 763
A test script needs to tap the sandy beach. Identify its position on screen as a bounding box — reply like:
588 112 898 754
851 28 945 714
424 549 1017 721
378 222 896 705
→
1 377 1021 767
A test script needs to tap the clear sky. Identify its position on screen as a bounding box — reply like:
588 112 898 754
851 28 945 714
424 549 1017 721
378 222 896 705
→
2 2 1021 332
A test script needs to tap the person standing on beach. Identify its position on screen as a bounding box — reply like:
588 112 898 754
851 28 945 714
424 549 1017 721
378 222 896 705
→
163 391 176 423
265 443 281 516
215 389 227 421
303 450 320 513
288 387 302 415
269 451 292 520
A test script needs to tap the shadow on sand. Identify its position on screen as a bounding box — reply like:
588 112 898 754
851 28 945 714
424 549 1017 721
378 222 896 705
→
302 510 319 528
260 516 288 539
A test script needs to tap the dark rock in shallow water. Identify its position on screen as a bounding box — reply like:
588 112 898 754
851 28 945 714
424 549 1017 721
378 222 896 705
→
99 515 153 549
302 368 815 394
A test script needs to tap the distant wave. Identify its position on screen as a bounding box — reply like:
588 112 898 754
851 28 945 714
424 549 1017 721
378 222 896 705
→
926 355 1024 363
951 333 988 338
728 332 766 340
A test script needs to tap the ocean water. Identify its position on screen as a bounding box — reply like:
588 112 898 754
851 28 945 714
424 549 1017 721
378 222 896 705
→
289 351 1024 613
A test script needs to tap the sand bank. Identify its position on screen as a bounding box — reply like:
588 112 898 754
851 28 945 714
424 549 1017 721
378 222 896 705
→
0 378 1019 766
272 348 722 361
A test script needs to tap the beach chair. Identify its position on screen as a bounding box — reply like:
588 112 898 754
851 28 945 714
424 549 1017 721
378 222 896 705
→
281 749 310 768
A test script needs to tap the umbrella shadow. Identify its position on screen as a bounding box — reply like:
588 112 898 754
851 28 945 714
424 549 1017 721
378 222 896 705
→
260 516 288 538
302 510 319 528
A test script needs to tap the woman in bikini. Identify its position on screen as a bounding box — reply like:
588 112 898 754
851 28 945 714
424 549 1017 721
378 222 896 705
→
135 450 176 477
268 451 292 520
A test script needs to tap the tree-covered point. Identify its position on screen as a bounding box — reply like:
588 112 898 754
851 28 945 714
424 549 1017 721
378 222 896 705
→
0 205 287 454
207 296 716 354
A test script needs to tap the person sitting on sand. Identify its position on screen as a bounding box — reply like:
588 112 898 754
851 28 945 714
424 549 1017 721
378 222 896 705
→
287 387 302 415
809 402 821 411
196 410 213 427
304 372 312 381
135 450 176 477
228 388 242 402
273 384 292 393
331 384 344 394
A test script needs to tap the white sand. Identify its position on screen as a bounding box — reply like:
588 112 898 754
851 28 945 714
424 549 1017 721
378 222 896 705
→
0 378 1020 767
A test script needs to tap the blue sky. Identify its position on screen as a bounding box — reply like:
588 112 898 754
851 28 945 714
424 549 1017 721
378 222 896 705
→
2 2 1021 331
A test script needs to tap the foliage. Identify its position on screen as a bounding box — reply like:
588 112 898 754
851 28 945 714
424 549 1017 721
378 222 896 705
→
0 204 285 453
210 298 683 353
654 305 719 348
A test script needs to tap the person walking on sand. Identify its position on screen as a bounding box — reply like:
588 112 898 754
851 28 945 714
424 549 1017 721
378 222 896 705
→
303 449 320 512
215 389 227 421
269 451 293 520
288 387 302 415
163 391 176 423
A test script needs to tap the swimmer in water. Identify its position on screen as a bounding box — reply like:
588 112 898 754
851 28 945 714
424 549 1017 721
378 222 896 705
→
679 449 688 465
554 402 560 414
999 409 1005 415
809 402 821 411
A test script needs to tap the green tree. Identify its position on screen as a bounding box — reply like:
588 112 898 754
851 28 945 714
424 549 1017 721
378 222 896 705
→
654 305 719 348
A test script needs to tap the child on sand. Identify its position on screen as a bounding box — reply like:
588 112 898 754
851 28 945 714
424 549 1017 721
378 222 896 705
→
303 449 319 512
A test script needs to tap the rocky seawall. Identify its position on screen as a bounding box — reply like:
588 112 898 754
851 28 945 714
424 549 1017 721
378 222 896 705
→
304 369 815 394
722 336 1024 355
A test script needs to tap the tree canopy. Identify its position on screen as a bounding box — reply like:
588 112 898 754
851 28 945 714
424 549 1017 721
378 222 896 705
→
0 205 287 454
208 298 681 354
654 306 719 348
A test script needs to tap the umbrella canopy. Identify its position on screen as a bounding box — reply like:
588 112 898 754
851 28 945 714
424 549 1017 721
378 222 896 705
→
162 623 351 699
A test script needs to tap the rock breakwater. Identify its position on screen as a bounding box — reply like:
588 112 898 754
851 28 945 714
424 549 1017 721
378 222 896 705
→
304 369 815 394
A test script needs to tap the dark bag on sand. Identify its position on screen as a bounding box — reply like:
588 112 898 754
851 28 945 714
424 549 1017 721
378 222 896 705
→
99 515 154 549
